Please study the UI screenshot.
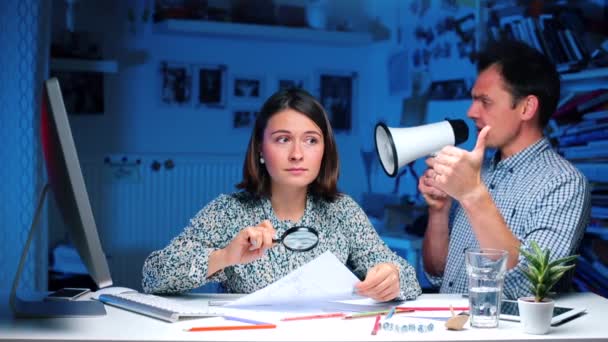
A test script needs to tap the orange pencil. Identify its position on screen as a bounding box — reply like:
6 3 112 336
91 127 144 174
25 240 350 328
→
281 313 346 321
186 324 277 332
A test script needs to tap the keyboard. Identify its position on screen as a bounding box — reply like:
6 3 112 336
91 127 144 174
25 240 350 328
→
98 292 222 322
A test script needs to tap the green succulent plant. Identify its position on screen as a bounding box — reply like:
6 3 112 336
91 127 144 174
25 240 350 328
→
519 241 579 302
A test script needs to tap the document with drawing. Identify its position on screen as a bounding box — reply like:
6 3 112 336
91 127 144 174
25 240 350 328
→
225 251 363 308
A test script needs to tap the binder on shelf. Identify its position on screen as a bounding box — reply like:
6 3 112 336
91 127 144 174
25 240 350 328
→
582 110 608 121
577 91 608 113
571 162 608 183
553 120 608 140
592 206 608 220
559 128 608 147
553 89 608 121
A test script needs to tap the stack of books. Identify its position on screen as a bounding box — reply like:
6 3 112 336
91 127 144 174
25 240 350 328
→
549 88 608 296
481 2 607 73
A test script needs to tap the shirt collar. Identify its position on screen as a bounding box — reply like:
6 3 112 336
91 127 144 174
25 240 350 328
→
260 193 314 229
489 138 551 172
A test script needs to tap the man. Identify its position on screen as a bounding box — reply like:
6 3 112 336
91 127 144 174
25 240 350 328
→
419 40 591 299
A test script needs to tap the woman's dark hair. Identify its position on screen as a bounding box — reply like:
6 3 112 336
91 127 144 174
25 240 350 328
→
236 88 340 201
476 39 560 128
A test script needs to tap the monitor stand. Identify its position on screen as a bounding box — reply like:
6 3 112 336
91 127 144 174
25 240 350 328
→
9 184 106 317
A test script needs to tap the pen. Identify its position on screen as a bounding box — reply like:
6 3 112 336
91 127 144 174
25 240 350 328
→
344 307 414 319
223 315 272 325
370 315 381 335
281 312 346 321
186 324 277 332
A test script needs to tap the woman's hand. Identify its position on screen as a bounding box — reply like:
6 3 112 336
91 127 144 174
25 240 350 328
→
208 220 276 276
224 220 276 266
355 263 400 302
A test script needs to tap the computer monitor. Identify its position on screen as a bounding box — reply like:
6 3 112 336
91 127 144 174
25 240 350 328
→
10 77 112 317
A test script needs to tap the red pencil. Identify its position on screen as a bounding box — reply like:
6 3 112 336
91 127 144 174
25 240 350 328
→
281 312 346 321
186 324 277 332
370 315 381 335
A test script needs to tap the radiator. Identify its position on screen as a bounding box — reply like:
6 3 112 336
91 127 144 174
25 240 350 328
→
78 154 242 290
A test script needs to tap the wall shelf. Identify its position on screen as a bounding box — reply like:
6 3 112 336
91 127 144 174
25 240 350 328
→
50 58 119 73
153 19 374 46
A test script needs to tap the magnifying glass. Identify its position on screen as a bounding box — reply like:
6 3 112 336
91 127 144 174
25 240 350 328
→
248 226 319 252
274 226 319 252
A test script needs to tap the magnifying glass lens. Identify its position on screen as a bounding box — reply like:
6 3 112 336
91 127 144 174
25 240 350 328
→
277 226 319 252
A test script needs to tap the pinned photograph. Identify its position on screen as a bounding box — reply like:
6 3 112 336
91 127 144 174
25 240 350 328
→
428 79 469 100
160 61 192 106
278 76 308 92
233 110 258 129
319 72 356 132
51 71 104 114
195 64 227 107
233 77 263 99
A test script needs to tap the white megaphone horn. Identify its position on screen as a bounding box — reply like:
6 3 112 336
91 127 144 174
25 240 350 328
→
374 119 469 177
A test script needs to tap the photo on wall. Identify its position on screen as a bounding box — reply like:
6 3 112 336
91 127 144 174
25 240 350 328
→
195 64 227 108
233 110 258 129
277 76 308 92
233 76 263 99
318 72 356 132
159 61 192 106
50 70 104 114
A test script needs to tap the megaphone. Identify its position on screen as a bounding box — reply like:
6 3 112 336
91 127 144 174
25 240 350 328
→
374 119 469 177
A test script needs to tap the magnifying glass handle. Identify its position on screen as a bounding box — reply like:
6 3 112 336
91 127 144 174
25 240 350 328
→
247 237 280 245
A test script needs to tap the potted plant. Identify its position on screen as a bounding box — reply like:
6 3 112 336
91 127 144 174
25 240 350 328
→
517 241 578 334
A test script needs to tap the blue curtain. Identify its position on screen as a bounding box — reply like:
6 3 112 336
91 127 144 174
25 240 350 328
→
0 0 51 291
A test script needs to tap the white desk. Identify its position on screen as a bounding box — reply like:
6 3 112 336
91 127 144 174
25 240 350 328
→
1 292 608 341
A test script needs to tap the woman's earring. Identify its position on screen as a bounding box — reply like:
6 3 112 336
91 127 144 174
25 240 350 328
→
259 156 265 164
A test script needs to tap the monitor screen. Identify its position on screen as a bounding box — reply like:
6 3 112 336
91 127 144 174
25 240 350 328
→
41 77 112 290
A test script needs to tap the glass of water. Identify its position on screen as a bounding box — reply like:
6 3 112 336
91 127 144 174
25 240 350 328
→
465 248 508 328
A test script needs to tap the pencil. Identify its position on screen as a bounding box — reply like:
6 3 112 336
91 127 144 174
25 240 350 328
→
370 315 381 335
223 315 272 325
385 306 397 319
396 306 469 311
186 324 277 332
281 312 346 321
344 307 414 319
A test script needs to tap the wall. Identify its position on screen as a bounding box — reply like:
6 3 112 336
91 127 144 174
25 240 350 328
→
0 0 51 292
53 0 385 204
358 0 478 198
51 0 479 202
40 0 483 291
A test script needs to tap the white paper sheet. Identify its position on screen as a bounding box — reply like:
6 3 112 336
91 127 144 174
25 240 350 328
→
226 251 362 308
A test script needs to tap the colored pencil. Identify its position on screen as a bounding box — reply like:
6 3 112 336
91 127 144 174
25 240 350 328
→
385 307 397 319
344 307 414 319
186 324 277 332
281 312 346 321
223 315 272 325
371 315 381 335
397 306 469 311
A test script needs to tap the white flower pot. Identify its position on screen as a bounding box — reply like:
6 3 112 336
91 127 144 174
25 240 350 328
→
517 297 554 335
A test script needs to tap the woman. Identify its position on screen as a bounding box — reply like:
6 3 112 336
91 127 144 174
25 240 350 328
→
142 88 421 301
